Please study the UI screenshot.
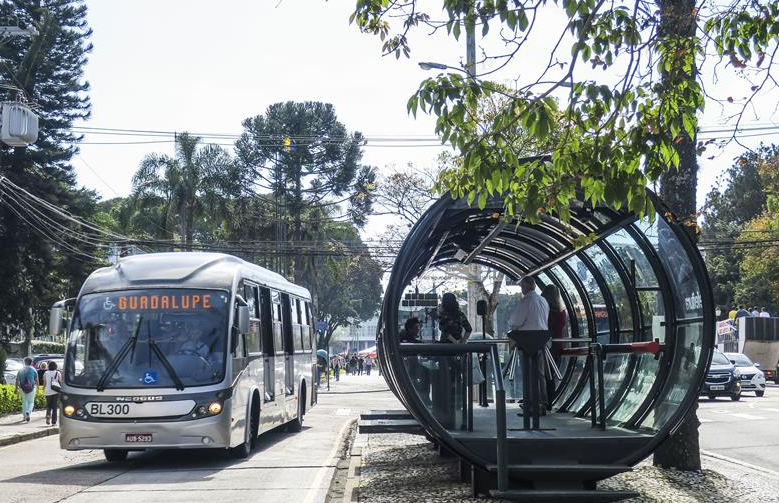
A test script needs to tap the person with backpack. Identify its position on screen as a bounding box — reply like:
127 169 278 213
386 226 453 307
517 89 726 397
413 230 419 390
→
43 360 62 426
15 357 39 422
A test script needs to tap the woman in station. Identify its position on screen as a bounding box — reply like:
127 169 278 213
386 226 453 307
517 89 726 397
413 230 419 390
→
542 284 567 411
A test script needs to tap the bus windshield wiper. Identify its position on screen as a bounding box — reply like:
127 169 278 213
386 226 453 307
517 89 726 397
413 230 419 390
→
95 316 141 392
149 338 185 391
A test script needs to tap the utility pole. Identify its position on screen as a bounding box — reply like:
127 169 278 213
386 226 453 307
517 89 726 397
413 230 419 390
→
464 4 482 333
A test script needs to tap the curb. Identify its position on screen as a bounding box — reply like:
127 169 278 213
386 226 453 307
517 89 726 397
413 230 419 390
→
324 419 358 503
343 446 362 502
701 449 779 479
0 426 58 448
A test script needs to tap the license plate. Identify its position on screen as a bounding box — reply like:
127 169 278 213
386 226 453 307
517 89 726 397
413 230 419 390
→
710 385 725 391
125 433 152 443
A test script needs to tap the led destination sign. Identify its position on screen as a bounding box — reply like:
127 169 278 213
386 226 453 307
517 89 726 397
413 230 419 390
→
116 294 212 311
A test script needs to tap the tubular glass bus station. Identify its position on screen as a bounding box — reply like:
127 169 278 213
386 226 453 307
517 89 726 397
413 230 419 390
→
377 186 714 502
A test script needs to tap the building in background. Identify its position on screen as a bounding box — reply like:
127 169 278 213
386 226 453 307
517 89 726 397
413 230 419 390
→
330 316 379 354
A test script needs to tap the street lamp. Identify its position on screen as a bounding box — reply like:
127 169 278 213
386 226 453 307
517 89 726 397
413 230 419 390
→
418 61 449 71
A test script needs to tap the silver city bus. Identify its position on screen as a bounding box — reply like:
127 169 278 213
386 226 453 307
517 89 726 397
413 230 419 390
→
48 252 317 461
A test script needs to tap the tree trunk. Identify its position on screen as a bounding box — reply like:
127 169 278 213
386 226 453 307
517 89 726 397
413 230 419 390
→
653 0 701 472
178 202 187 249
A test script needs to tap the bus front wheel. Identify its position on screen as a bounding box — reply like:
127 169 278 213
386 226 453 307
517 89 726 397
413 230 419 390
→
104 449 128 462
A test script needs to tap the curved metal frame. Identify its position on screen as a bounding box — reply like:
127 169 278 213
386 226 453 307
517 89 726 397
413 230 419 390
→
377 189 714 474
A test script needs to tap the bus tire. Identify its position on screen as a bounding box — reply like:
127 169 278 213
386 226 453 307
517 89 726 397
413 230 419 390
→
288 385 305 433
730 393 741 401
104 449 128 462
230 399 258 459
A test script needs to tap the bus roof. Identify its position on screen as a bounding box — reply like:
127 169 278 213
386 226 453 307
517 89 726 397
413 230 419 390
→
80 252 311 299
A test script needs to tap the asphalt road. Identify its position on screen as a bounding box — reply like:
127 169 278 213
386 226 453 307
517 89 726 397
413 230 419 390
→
0 374 397 503
699 382 779 472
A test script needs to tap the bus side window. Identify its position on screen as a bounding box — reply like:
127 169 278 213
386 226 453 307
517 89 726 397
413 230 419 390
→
272 290 284 355
243 283 262 355
243 284 258 318
293 298 304 352
260 287 273 354
303 302 313 351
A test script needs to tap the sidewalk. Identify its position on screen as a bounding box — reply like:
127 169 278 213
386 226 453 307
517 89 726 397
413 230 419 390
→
0 409 59 447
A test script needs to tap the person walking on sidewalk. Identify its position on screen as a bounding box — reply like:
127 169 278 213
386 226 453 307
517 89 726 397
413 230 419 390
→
15 357 39 422
43 361 62 426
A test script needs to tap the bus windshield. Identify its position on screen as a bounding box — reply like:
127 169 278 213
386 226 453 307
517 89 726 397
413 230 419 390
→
66 289 230 389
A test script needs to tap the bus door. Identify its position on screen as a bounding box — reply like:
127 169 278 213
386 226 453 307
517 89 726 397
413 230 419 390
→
259 287 275 404
270 290 286 413
280 293 295 399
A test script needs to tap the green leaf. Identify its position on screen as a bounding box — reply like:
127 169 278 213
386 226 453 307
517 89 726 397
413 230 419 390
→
478 190 487 209
517 9 529 31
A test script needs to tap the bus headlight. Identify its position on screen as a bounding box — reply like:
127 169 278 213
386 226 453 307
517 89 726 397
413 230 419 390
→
207 402 222 415
63 405 75 417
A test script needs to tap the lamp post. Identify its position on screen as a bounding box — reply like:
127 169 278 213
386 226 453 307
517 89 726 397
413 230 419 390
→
418 4 481 336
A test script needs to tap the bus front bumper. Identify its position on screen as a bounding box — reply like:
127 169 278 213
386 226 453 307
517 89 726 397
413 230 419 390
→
60 411 233 450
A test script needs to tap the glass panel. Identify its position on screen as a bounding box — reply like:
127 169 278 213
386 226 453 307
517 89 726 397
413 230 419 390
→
585 246 633 337
640 322 704 431
638 290 666 343
403 355 468 430
636 216 703 320
546 266 586 406
608 353 659 424
549 266 586 338
567 255 610 343
555 356 586 407
607 229 658 288
601 353 632 408
569 373 591 412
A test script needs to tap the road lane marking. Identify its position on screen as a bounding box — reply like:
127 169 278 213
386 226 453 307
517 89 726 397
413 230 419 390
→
728 413 767 420
759 408 779 413
699 418 712 423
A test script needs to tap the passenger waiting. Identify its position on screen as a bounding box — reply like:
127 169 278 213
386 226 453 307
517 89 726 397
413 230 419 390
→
399 317 421 342
541 283 566 411
437 293 472 343
509 276 551 414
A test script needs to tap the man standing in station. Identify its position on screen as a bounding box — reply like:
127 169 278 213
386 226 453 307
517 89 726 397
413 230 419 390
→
509 276 551 413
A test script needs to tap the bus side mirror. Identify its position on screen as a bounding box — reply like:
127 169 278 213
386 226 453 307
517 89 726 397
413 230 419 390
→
476 300 487 316
49 307 64 336
237 305 250 334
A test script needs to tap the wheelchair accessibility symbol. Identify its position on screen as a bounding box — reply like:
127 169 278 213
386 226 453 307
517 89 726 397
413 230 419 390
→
141 371 158 385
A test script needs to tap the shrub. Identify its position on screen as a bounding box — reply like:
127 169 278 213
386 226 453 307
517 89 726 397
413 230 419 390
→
0 384 46 415
31 340 66 355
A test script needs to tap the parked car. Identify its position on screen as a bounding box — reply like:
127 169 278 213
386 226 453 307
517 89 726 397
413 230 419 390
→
30 354 65 382
701 349 742 401
3 358 24 385
725 352 766 397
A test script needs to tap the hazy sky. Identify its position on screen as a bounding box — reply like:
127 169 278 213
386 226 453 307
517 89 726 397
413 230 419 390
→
73 1 778 234
75 1 454 202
